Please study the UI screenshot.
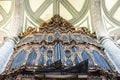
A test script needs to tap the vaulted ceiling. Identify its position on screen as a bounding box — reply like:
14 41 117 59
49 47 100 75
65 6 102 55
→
23 0 92 32
0 0 120 45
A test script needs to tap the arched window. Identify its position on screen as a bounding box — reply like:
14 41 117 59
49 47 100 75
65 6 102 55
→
38 55 44 65
92 50 111 70
74 55 81 65
55 42 64 63
26 50 37 66
82 50 93 67
10 50 26 69
71 46 78 52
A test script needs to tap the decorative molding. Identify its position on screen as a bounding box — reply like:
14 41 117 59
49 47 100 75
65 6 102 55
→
19 15 96 39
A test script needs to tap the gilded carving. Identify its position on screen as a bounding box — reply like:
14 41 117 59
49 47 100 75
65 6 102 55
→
0 15 118 80
19 15 96 39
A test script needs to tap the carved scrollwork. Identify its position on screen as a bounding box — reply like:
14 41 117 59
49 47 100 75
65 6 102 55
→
19 15 96 39
77 27 96 38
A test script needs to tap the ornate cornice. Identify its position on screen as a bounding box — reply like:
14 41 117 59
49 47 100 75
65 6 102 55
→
76 28 96 38
18 15 96 39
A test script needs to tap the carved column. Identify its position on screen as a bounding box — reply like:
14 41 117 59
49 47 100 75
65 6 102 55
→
0 37 17 73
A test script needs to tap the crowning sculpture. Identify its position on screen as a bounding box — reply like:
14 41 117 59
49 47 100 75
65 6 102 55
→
0 15 119 80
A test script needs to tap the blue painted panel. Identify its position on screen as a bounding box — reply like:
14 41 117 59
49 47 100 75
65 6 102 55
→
83 37 94 43
40 46 46 53
69 35 72 40
75 55 81 65
55 42 64 63
10 50 26 69
43 34 47 40
74 35 82 43
38 55 44 65
82 50 94 67
92 50 111 70
65 50 71 58
71 46 78 52
62 36 68 42
26 50 37 66
34 35 41 41
47 50 53 57
47 59 52 66
21 37 32 43
66 59 73 66
55 33 60 38
48 36 53 41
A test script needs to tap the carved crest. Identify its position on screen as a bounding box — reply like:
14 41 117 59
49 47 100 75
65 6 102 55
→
19 15 96 39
